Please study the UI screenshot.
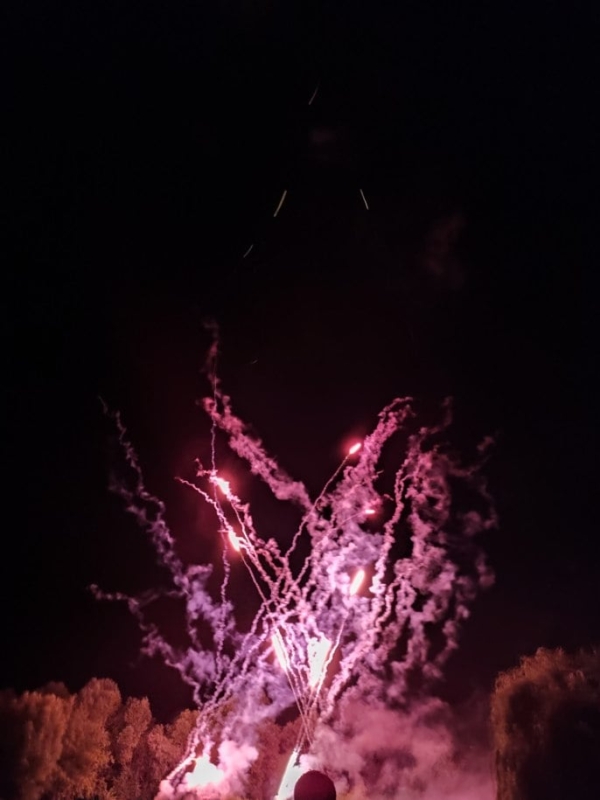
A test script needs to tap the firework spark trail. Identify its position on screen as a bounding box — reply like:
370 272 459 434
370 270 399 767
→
308 80 320 106
273 189 288 218
99 344 496 798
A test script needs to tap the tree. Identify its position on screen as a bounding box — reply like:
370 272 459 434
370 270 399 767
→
491 647 600 800
132 708 199 799
0 688 71 800
108 696 153 800
244 716 302 800
0 679 199 800
50 677 121 800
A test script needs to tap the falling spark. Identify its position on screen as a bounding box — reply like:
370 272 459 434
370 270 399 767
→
242 244 254 258
359 188 370 210
227 528 241 552
97 335 496 800
273 189 288 218
349 568 366 596
272 632 290 673
212 475 232 498
308 636 332 689
308 81 320 106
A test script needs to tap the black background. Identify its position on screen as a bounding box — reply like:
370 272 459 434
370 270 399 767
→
4 1 598 720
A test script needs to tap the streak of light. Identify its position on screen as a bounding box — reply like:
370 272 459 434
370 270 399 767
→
212 475 232 498
365 508 376 516
227 529 241 552
273 189 288 218
349 568 366 596
348 442 362 455
275 748 302 800
272 631 290 673
242 244 254 258
308 636 332 689
359 188 370 210
308 81 320 106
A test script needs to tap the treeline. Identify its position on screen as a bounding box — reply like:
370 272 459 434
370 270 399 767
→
1 647 599 800
0 678 299 800
491 647 600 800
0 678 198 800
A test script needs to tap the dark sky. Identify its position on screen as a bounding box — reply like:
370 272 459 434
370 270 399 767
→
4 1 598 720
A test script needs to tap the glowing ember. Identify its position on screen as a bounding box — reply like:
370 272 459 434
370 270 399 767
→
349 568 366 596
212 475 231 497
96 339 496 799
227 528 241 552
272 632 290 673
308 635 332 689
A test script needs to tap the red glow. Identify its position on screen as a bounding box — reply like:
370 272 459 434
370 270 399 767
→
348 442 362 455
213 475 232 497
227 529 241 552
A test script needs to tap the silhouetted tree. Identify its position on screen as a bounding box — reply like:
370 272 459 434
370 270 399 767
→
491 647 600 800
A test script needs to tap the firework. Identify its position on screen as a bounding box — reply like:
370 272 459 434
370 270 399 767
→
95 343 496 799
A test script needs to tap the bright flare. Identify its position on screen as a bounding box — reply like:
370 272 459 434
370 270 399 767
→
308 635 332 689
349 568 366 596
212 475 232 497
275 748 303 800
227 528 241 552
183 754 226 791
348 442 362 455
272 632 289 673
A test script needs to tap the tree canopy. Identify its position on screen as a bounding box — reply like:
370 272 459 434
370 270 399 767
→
0 679 198 800
491 647 600 800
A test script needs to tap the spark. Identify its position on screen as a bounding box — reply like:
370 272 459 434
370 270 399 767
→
227 528 241 552
349 568 366 596
348 442 362 455
242 244 254 258
308 81 320 106
211 474 232 498
272 632 290 674
273 189 288 218
359 188 370 210
308 636 332 689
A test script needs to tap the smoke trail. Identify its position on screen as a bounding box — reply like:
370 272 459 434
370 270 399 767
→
96 337 496 798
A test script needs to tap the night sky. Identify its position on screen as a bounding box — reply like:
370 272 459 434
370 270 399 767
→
4 1 598 721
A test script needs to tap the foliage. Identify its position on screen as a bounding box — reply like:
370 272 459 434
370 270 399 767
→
50 678 121 800
491 647 600 800
0 688 71 800
0 679 197 800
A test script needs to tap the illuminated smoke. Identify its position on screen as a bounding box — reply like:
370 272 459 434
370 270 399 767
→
94 342 496 799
